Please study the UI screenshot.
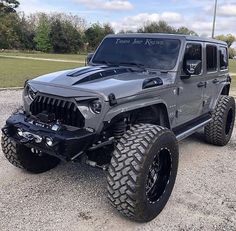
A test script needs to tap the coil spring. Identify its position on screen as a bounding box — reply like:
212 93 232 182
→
113 120 127 139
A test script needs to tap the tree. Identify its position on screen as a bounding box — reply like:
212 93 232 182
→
49 18 83 53
85 23 114 51
104 23 114 35
16 13 35 50
137 21 176 33
0 12 21 49
34 15 52 52
0 0 19 13
62 21 83 53
176 26 198 36
215 34 236 48
118 29 134 34
229 47 236 59
137 21 198 36
50 12 86 32
50 19 67 53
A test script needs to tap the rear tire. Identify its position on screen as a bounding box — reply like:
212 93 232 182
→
205 96 235 146
1 133 60 173
107 124 179 222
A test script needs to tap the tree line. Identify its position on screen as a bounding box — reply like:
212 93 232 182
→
0 0 235 57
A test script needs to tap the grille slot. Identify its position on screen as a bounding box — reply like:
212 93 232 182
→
30 95 84 127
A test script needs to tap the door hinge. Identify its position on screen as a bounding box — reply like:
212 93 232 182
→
175 110 179 118
202 100 206 107
177 87 183 95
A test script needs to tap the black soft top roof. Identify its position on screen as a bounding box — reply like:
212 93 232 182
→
106 33 227 46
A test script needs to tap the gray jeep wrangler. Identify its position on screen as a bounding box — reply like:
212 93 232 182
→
1 34 235 222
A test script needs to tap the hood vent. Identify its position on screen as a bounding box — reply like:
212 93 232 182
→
72 68 131 85
67 66 103 77
142 77 163 89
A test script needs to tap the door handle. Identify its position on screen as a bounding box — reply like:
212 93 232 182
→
213 79 220 84
197 82 206 88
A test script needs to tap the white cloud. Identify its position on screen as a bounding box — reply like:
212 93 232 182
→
218 3 236 17
190 16 236 36
110 9 236 38
111 12 183 32
161 12 182 23
18 0 61 13
74 0 133 11
191 21 212 32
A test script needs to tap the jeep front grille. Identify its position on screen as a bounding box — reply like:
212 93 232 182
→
30 95 84 127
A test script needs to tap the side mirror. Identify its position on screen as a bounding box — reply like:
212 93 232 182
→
86 53 94 65
183 60 202 76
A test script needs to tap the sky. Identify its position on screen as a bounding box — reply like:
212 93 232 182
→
18 0 236 38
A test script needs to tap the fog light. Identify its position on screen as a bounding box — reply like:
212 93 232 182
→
17 128 23 137
45 137 54 147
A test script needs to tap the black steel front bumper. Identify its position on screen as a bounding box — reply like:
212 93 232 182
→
2 113 96 161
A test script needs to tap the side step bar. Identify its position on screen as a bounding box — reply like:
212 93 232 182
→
174 116 212 141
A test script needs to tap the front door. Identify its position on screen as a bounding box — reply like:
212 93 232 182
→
176 42 204 125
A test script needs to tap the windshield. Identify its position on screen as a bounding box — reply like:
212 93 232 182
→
92 37 181 70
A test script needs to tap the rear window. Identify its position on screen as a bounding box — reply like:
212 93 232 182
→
219 46 228 70
206 45 217 72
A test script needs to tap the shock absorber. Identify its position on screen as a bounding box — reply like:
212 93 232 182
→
113 119 127 139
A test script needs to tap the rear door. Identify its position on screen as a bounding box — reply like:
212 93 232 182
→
202 44 228 114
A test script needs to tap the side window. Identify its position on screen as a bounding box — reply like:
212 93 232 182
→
219 46 228 70
206 45 217 72
183 43 202 75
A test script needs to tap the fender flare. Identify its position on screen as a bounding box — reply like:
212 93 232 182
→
210 82 231 111
104 98 171 126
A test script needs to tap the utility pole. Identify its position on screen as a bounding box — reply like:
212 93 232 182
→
212 0 217 38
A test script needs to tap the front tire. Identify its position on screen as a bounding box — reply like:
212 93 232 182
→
1 133 60 173
205 96 235 146
107 124 179 222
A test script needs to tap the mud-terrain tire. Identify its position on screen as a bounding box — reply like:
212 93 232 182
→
107 124 179 222
205 96 235 146
1 133 60 173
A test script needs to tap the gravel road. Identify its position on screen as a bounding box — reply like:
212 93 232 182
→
0 90 235 231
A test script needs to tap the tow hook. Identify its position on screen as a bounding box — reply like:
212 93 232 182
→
20 136 34 144
17 129 43 144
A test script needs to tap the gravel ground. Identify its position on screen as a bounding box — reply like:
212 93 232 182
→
0 90 236 231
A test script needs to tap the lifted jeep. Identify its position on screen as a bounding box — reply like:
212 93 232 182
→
1 34 235 222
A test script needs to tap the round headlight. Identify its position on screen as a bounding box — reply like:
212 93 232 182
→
89 100 102 114
27 85 37 101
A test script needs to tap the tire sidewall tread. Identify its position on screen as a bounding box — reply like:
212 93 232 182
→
107 123 179 222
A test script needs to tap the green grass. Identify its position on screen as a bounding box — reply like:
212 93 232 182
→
0 57 83 88
0 51 86 61
229 59 236 93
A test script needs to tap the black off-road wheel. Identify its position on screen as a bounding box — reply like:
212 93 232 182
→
107 124 179 222
205 95 235 146
1 133 60 173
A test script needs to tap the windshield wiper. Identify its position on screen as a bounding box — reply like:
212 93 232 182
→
116 62 146 70
93 60 118 66
93 60 147 71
